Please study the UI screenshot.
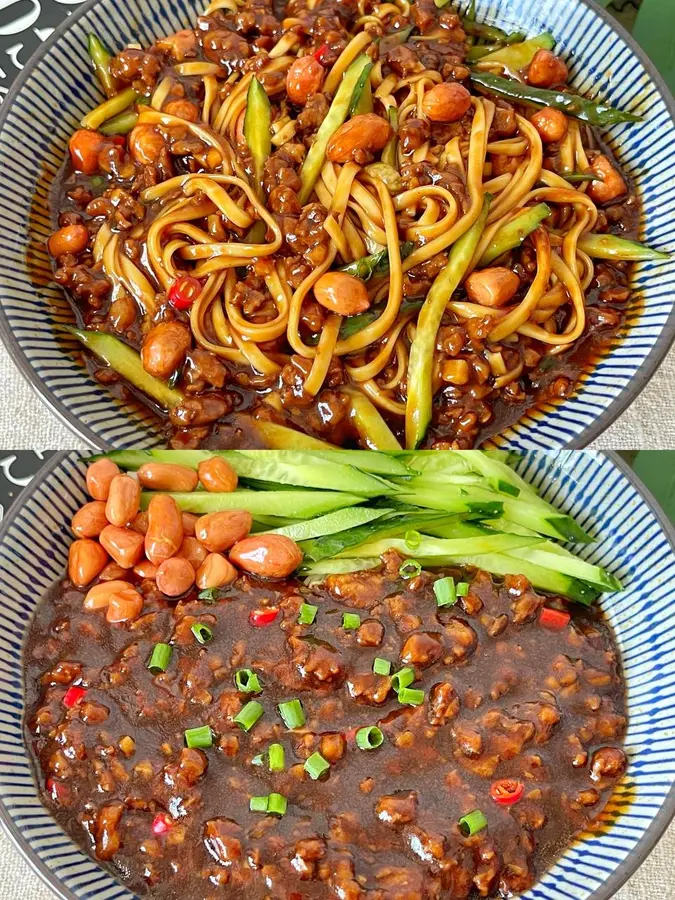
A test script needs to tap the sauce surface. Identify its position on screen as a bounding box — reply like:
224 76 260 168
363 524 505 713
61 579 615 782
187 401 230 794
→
25 553 627 898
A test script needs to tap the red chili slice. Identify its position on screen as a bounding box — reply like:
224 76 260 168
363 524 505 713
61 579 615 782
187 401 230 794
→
46 777 70 804
539 607 571 630
313 43 330 65
167 274 203 310
249 607 280 627
152 813 173 835
490 778 525 806
63 686 87 708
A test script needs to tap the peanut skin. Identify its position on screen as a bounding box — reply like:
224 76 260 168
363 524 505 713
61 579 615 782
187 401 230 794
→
229 534 303 578
145 494 184 564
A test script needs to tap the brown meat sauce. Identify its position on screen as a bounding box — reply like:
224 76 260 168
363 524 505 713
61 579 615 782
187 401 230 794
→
26 556 627 898
47 0 641 450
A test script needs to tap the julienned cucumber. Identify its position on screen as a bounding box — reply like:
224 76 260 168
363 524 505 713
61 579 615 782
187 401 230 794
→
95 446 413 477
503 546 622 591
300 512 460 562
269 507 392 542
337 533 544 558
142 490 364 519
95 449 397 495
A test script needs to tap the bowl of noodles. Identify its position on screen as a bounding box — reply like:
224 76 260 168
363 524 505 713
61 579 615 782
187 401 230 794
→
0 0 674 450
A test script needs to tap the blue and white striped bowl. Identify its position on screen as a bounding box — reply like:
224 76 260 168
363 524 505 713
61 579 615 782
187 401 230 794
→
0 0 674 450
1 450 675 900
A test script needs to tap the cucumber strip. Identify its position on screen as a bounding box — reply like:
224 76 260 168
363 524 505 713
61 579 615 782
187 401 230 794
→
300 557 381 577
80 87 139 130
337 533 544 558
231 450 397 495
298 54 372 204
301 451 411 476
406 197 491 448
577 233 669 262
269 507 392 542
503 546 622 591
87 33 117 98
244 418 335 450
344 387 403 450
478 203 551 266
394 451 470 477
68 328 184 410
398 484 592 542
142 490 363 519
97 446 413 478
99 448 396 496
300 512 460 562
244 76 272 198
452 449 542 500
416 554 598 604
396 488 504 518
479 33 555 69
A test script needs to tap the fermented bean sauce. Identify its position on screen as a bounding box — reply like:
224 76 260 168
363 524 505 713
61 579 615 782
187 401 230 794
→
26 552 627 898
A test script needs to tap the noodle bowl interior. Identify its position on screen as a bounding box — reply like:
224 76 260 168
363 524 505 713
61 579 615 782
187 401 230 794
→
48 0 648 449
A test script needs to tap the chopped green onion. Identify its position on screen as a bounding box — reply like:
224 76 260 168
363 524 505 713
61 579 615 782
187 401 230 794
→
233 700 264 732
184 725 213 749
268 743 285 772
404 530 422 550
298 603 318 625
398 687 425 706
356 726 384 750
268 792 288 816
391 667 415 692
235 669 263 694
459 809 488 836
191 623 213 644
342 612 361 630
456 582 470 597
147 642 172 674
198 588 222 602
434 576 457 608
373 657 391 676
278 698 306 729
399 560 422 580
304 751 330 780
250 795 269 812
251 753 264 767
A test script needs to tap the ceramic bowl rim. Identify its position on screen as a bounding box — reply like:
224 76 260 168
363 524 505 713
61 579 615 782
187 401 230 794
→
1 0 675 449
0 450 674 899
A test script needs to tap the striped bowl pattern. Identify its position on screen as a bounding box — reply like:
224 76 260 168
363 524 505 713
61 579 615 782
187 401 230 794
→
0 0 674 451
1 450 675 900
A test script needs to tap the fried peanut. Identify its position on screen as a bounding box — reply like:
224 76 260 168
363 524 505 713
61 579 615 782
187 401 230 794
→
99 525 146 569
145 494 184 564
68 539 109 587
156 557 196 596
198 457 238 493
314 272 370 316
196 553 238 589
229 534 302 578
422 82 471 123
195 510 252 552
137 462 199 492
105 474 141 526
326 114 392 163
86 459 120 501
71 501 109 538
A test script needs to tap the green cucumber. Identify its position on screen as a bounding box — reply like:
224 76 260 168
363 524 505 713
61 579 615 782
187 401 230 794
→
269 507 392 542
337 533 544 558
300 512 460 562
142 490 363 519
503 546 622 592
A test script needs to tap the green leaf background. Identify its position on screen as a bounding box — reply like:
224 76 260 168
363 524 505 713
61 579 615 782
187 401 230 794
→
605 0 675 94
